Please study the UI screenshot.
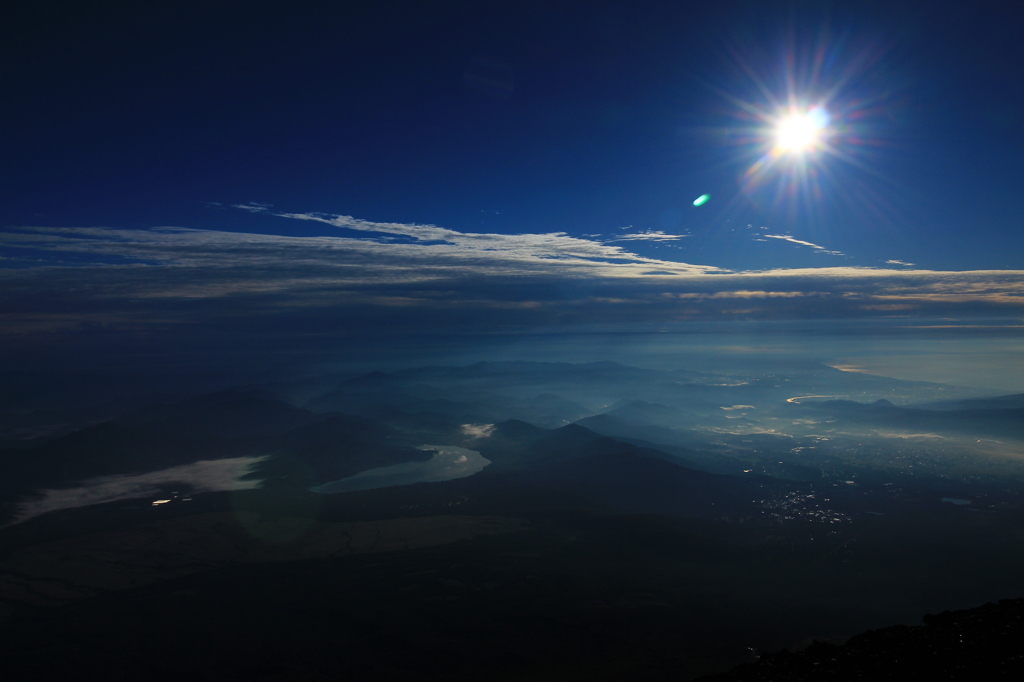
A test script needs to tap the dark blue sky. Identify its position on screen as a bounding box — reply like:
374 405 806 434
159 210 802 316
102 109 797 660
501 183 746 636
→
4 0 1022 269
2 0 1024 381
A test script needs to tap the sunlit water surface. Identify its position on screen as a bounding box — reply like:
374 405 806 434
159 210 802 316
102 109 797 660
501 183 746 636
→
311 445 490 494
12 455 267 525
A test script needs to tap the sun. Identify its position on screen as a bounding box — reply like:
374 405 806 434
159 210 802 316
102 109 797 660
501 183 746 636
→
774 106 829 153
710 25 900 226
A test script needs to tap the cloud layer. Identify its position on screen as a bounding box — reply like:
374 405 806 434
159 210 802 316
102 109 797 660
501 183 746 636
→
3 211 1024 358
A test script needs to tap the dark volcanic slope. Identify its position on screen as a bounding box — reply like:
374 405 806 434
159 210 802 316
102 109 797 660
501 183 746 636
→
700 598 1024 681
117 389 321 438
0 421 245 489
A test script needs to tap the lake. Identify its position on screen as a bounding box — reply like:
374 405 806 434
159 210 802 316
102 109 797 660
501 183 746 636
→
310 445 490 494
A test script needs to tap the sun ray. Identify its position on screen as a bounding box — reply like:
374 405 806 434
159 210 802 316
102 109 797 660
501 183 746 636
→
700 21 913 240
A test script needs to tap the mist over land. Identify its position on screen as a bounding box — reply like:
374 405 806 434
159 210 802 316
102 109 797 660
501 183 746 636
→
3 340 1024 680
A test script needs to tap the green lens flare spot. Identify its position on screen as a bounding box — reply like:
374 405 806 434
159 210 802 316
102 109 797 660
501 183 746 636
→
693 194 710 206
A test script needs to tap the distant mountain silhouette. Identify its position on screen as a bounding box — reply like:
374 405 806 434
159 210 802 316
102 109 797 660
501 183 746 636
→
447 419 770 517
916 392 1024 411
477 420 645 471
793 399 1024 438
0 421 242 489
117 389 319 438
604 399 696 424
308 384 591 428
533 449 759 517
286 360 967 442
262 411 438 481
574 413 746 475
578 412 698 444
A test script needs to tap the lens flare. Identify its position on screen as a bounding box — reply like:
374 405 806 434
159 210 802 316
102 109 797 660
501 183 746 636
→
707 25 901 229
775 107 829 152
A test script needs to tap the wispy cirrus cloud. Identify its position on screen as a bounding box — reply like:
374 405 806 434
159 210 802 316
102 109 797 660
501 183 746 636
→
762 234 844 256
236 205 710 273
605 230 688 242
3 210 1024 354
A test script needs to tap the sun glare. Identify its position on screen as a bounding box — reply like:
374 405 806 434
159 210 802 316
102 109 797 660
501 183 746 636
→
716 27 897 224
775 107 829 153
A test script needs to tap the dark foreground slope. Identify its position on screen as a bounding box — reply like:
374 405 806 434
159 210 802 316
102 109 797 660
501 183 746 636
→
3 483 1024 681
0 508 761 682
700 598 1024 681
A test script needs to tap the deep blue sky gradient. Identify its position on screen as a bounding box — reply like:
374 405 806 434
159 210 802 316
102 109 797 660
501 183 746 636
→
3 0 1024 387
3 0 1022 270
